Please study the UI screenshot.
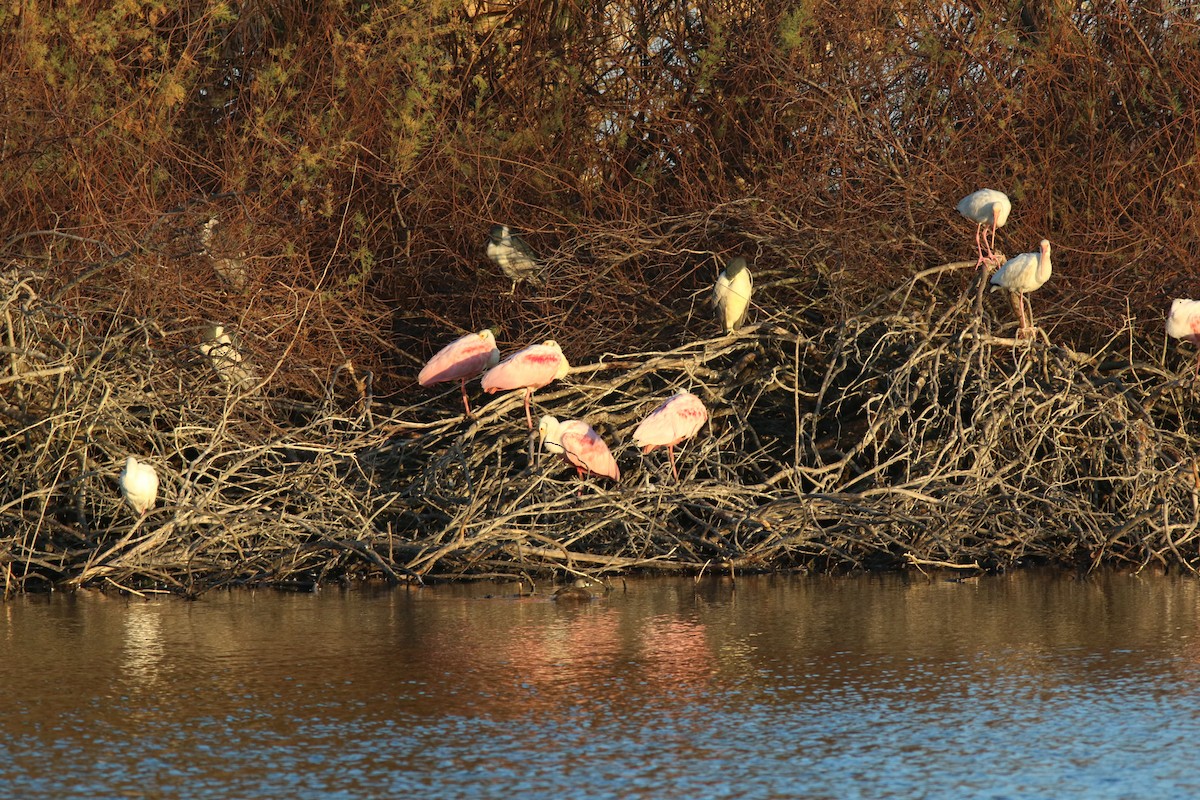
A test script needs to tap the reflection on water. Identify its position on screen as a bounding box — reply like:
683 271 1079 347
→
3 573 1200 798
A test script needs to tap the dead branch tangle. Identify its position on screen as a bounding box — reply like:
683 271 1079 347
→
2 256 1199 596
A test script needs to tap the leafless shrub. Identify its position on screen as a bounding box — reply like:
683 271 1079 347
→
5 244 1200 595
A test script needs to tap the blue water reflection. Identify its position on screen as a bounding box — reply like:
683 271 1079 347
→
2 573 1200 798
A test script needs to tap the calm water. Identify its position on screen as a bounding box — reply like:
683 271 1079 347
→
3 573 1200 798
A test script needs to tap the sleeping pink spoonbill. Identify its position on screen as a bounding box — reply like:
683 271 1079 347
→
990 239 1052 337
119 456 159 516
957 189 1011 264
538 415 620 481
418 329 500 416
631 391 709 480
714 256 753 334
1167 299 1200 374
481 340 570 429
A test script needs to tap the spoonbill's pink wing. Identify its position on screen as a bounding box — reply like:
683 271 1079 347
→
559 421 620 481
482 344 566 393
632 392 708 452
419 333 498 387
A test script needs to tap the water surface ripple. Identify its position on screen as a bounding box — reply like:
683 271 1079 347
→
2 573 1199 798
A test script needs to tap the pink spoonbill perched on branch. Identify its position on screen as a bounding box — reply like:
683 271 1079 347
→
632 391 709 480
989 239 1052 337
538 415 620 482
1167 299 1200 374
481 340 571 429
418 329 500 417
957 189 1011 264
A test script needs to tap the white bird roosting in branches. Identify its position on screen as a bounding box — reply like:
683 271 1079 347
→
119 456 158 517
714 256 753 334
990 239 1053 337
957 188 1011 265
1167 298 1200 375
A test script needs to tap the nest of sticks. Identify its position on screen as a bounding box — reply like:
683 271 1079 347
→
3 256 1200 596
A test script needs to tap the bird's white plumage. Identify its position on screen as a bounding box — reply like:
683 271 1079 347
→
957 189 1011 229
119 456 159 516
1166 298 1200 343
990 240 1052 294
957 189 1011 263
714 256 753 333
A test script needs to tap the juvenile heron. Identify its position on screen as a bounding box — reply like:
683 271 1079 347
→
487 225 543 293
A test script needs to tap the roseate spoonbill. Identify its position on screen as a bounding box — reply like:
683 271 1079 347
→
481 340 570 429
538 415 620 481
119 456 159 516
418 328 500 416
1167 298 1200 374
957 189 1011 263
632 391 709 480
714 256 753 334
487 224 543 293
990 239 1052 336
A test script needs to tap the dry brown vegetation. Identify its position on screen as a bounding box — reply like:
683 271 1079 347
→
3 2 1200 594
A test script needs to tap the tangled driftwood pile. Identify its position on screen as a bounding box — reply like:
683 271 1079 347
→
3 256 1199 596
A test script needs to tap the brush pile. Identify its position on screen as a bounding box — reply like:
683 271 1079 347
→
4 251 1199 596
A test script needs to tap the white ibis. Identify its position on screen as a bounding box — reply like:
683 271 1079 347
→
1167 298 1200 374
990 239 1052 336
957 189 1011 264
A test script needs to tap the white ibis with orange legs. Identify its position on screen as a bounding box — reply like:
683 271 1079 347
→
990 239 1052 337
957 189 1011 264
1167 298 1200 374
632 391 709 480
418 329 500 416
481 340 570 429
538 415 620 482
